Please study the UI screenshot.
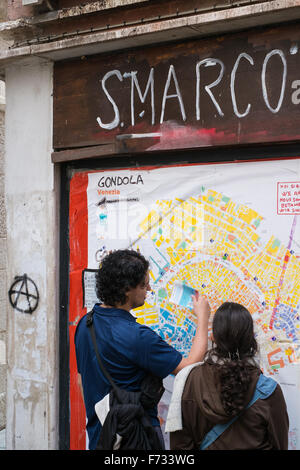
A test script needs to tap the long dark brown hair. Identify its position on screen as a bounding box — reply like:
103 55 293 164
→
204 302 259 417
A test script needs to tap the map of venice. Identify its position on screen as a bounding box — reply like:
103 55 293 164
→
80 158 300 449
132 188 300 376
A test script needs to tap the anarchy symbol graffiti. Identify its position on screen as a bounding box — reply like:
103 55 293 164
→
8 274 39 314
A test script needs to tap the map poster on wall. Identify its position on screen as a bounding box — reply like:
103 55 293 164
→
70 158 300 450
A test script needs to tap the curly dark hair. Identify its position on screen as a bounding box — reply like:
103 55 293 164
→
204 302 259 417
96 249 149 307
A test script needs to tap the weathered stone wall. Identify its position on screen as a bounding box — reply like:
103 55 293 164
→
5 0 275 21
0 0 7 437
0 2 7 20
0 81 6 432
5 57 57 450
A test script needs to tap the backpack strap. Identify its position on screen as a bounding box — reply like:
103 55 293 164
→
86 309 119 393
199 374 277 450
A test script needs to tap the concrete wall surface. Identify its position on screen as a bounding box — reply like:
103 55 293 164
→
5 57 58 450
0 16 7 445
0 84 6 439
0 2 7 21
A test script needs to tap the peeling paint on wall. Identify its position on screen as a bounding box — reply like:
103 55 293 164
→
59 0 149 18
5 57 58 450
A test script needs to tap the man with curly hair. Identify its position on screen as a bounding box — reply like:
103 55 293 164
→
75 249 210 450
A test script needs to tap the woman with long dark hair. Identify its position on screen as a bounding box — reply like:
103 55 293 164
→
167 300 289 450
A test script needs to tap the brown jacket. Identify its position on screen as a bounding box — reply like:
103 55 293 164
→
170 362 289 450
